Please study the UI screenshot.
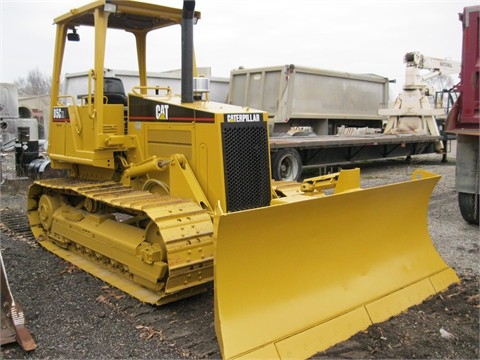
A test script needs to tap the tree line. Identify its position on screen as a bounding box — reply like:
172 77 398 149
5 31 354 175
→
14 67 51 96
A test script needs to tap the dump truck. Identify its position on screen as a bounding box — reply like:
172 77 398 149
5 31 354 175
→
446 5 480 225
229 61 456 181
26 1 459 358
63 68 229 103
228 64 390 135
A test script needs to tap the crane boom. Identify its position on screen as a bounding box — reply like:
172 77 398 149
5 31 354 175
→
404 51 461 85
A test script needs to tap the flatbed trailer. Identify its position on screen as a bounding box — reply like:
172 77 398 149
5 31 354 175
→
227 64 448 180
269 133 445 179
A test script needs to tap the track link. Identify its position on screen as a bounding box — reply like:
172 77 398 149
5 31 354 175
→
27 178 214 305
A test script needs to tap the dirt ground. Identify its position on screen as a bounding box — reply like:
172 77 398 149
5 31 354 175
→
0 145 479 359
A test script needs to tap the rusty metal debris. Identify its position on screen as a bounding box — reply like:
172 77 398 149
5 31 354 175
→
0 252 36 351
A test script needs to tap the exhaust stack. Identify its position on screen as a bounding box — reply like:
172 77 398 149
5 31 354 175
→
181 0 195 103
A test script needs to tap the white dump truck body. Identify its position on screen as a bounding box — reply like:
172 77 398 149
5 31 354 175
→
63 68 229 104
228 64 389 135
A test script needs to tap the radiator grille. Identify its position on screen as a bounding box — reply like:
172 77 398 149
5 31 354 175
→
222 122 271 212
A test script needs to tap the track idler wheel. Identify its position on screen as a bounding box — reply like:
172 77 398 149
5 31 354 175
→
38 194 61 231
139 222 167 265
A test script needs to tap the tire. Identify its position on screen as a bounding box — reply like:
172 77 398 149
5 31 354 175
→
271 148 302 181
458 192 479 225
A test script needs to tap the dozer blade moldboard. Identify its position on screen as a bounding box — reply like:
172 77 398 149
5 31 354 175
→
214 170 459 359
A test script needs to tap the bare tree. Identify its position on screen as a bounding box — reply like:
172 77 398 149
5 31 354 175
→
425 74 457 92
425 74 459 112
14 68 51 96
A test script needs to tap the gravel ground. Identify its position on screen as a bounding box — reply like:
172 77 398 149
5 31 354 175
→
0 140 478 359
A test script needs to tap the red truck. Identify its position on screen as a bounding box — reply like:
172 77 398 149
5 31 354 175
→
446 6 480 225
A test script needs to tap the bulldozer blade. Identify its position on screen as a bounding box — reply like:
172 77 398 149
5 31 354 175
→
0 252 37 351
214 170 459 359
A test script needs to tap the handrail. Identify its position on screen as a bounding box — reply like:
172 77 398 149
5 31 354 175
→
87 69 96 120
132 85 172 96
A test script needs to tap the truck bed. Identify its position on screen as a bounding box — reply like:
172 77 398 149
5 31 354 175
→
270 133 442 149
269 133 445 170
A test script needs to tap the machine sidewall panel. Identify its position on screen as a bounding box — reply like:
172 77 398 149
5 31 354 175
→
456 135 480 194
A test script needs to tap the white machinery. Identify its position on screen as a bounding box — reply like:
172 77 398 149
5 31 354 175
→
380 52 460 151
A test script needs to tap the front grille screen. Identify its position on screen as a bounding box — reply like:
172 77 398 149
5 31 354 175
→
222 122 272 212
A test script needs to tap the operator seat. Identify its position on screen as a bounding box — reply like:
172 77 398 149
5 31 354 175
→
103 77 128 134
103 77 127 106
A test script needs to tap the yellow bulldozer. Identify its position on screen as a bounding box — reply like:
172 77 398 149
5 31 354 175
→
26 1 459 358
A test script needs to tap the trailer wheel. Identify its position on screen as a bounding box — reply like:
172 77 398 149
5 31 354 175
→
271 149 302 181
458 192 479 225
